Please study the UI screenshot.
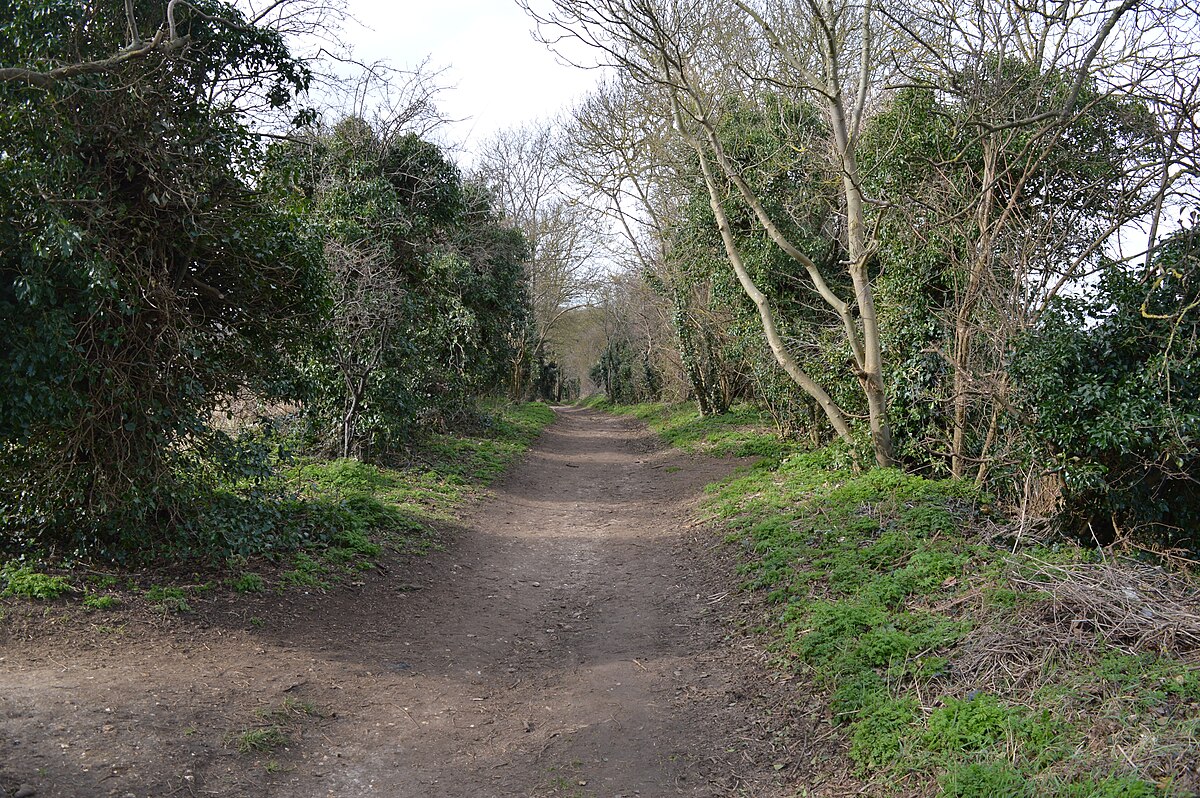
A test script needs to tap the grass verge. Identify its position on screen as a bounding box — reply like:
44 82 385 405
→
581 398 791 458
596 400 1200 797
1 402 555 611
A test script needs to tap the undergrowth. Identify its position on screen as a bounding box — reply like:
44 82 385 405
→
595 399 1199 797
1 402 554 611
1 563 72 599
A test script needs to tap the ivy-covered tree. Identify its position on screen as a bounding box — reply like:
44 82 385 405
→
860 77 1159 480
265 117 531 458
1012 227 1200 550
0 0 321 555
665 96 860 439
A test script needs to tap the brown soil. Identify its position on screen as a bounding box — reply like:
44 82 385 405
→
0 407 829 797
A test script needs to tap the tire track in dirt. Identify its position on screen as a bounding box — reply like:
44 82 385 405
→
1 406 799 797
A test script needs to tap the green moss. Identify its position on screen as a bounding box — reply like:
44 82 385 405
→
242 402 552 590
323 526 382 570
790 599 888 667
491 402 1200 793
830 670 888 720
981 585 1021 609
911 655 951 681
1018 708 1074 769
294 457 397 494
853 626 922 670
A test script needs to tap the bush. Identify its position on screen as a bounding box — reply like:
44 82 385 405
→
1012 230 1200 551
0 4 320 557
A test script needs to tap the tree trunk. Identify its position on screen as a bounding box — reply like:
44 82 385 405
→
694 144 856 445
829 85 895 467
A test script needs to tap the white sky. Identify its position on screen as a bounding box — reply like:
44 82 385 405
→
342 0 602 157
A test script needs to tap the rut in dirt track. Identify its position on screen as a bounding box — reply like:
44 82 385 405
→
0 406 796 798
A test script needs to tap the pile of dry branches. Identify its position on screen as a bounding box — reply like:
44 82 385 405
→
1010 555 1200 656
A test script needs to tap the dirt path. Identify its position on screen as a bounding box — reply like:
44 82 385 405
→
1 407 800 797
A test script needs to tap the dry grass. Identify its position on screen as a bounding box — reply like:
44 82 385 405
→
937 548 1200 794
1010 554 1200 655
947 617 1082 693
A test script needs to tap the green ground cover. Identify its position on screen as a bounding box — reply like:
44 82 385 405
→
1 402 555 609
597 400 1199 797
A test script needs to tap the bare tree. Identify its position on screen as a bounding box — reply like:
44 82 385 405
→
525 0 1200 473
523 0 899 463
475 121 605 399
565 76 752 413
323 238 405 458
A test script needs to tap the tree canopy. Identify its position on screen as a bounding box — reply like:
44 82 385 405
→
0 1 536 558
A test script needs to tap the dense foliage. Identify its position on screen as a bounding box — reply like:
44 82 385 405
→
0 0 320 555
264 119 530 458
576 52 1195 550
2 0 1197 560
1013 229 1200 548
666 97 858 434
0 1 534 560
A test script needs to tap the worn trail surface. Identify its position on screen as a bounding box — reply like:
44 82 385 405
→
1 407 798 797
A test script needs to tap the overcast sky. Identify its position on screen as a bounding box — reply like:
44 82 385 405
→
341 0 602 157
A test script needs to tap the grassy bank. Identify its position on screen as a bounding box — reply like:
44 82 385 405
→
1 402 555 610
597 400 1200 797
581 397 790 458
